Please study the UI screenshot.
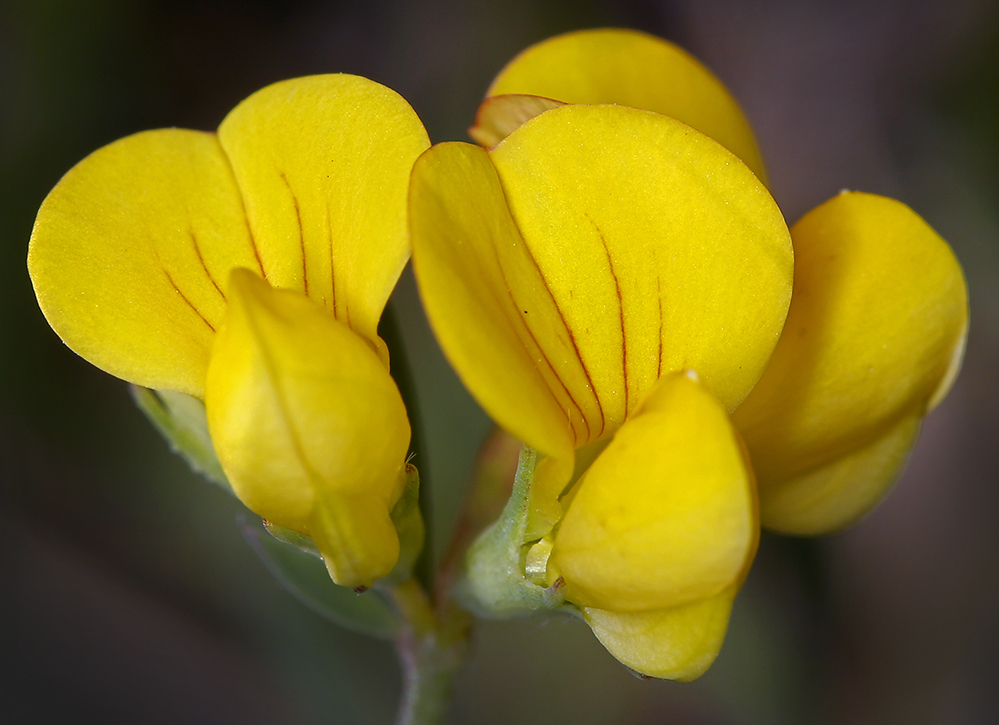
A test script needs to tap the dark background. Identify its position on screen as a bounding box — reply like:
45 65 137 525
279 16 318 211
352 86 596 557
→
3 0 999 722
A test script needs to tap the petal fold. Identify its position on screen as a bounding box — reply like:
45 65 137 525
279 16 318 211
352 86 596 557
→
205 269 410 587
733 192 969 533
551 373 756 612
469 94 565 147
218 74 430 353
483 28 766 180
28 129 258 398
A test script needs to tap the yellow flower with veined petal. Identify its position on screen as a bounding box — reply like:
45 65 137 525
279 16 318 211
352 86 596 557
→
410 28 967 679
480 27 969 534
29 74 430 589
409 100 793 679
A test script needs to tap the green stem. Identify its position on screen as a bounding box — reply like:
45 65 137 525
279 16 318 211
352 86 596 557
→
434 428 521 605
385 578 469 725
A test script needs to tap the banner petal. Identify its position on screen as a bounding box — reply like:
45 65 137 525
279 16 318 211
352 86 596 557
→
218 74 430 352
490 104 791 424
409 141 578 475
28 129 258 398
484 28 766 179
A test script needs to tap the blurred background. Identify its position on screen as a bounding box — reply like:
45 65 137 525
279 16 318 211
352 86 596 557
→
2 0 998 722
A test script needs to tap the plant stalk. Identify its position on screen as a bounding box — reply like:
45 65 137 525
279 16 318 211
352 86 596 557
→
386 578 469 725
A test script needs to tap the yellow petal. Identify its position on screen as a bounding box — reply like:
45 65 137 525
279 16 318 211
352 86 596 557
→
550 372 756 612
759 415 921 534
411 106 789 526
733 192 969 533
217 74 430 353
205 269 410 588
469 94 565 147
28 129 258 398
583 584 738 681
409 141 578 469
484 28 766 180
488 104 791 421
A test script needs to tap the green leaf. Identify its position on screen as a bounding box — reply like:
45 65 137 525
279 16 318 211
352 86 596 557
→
131 385 232 493
241 518 399 639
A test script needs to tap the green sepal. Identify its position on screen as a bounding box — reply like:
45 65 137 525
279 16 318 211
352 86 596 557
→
242 518 398 639
459 446 571 618
380 463 426 586
263 520 322 558
131 385 231 494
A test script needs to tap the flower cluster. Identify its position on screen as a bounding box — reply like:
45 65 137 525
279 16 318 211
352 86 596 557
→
409 29 968 678
29 28 967 685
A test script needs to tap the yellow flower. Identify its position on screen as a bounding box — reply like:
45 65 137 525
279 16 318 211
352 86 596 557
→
476 27 968 535
28 75 430 589
409 99 793 678
410 28 967 678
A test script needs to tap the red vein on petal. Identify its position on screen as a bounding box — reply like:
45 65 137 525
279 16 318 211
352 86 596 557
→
189 230 225 301
341 296 351 329
280 171 308 296
248 231 267 280
519 240 606 439
486 148 599 440
162 268 215 332
657 275 664 378
509 294 583 446
214 133 267 279
493 249 588 445
326 202 338 318
590 215 629 415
